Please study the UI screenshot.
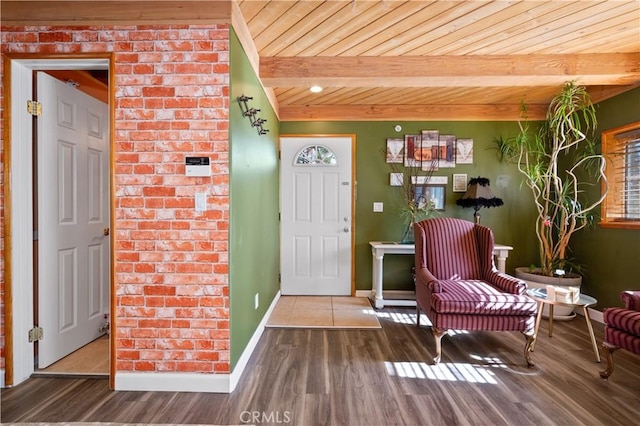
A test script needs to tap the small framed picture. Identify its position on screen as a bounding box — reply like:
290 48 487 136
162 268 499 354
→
456 138 474 164
390 173 403 186
386 138 404 163
453 174 468 192
404 134 421 167
413 184 446 211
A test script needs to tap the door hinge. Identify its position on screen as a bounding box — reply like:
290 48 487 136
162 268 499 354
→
33 230 38 241
27 100 42 117
28 326 44 342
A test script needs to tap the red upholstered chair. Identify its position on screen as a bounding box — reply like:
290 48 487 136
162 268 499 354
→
600 291 640 379
414 217 538 366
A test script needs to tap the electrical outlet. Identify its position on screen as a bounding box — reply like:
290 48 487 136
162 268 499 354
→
373 202 384 212
254 293 259 310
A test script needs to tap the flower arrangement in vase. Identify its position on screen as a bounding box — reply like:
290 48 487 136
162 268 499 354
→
384 152 439 243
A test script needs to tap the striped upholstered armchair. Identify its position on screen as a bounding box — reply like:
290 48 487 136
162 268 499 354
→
414 217 538 367
600 291 640 379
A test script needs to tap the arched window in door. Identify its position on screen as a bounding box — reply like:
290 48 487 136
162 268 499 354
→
294 145 337 165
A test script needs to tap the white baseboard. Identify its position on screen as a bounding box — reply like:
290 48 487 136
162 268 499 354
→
115 371 231 393
576 307 604 324
355 289 371 298
355 289 415 299
229 290 281 392
115 291 282 393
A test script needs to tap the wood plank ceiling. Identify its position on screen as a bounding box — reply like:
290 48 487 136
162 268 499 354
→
237 0 640 121
2 1 639 121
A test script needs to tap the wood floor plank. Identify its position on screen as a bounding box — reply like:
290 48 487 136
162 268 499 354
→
2 307 639 425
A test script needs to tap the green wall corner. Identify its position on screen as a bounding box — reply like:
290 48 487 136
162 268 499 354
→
229 29 280 369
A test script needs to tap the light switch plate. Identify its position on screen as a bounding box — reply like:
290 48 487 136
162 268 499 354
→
195 192 207 212
373 202 384 212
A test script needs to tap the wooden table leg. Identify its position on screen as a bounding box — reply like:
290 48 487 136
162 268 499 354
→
583 307 601 363
531 301 544 351
548 304 554 337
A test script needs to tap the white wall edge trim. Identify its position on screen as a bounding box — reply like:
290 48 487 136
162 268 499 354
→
114 291 282 393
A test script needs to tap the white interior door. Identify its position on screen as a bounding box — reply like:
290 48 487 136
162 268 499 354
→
280 136 354 295
37 72 110 368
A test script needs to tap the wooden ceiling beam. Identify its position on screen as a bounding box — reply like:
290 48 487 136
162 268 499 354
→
0 1 232 26
279 103 549 122
588 83 640 104
260 54 640 88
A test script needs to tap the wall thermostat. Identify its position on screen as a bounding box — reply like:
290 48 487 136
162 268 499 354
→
185 157 211 177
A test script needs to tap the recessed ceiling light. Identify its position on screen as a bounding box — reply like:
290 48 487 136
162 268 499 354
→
310 85 323 93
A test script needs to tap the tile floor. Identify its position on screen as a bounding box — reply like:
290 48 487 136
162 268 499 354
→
266 296 381 328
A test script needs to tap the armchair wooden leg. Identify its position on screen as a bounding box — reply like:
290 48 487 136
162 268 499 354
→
600 342 619 379
523 331 536 368
416 304 421 327
433 327 446 364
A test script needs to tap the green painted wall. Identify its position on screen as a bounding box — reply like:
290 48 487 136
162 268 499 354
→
282 89 639 307
229 29 280 368
572 87 640 309
227 38 637 365
281 121 540 291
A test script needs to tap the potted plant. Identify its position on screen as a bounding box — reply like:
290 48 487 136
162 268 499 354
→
508 82 608 316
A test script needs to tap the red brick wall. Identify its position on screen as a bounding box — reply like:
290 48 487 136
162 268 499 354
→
0 25 230 376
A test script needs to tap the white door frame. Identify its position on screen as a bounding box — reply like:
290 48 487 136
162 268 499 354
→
3 55 114 387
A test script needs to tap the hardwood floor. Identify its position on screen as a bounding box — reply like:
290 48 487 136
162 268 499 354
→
32 335 109 377
2 307 639 425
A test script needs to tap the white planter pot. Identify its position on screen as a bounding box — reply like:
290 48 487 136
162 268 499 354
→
515 267 582 320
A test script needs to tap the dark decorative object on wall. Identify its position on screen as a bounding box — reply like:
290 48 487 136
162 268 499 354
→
237 95 269 135
456 177 503 224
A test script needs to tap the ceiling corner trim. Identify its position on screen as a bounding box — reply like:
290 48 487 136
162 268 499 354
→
0 1 233 26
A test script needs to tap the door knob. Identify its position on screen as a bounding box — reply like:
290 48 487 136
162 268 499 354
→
343 227 350 233
103 227 110 236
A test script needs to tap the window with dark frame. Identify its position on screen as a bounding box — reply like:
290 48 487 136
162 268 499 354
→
601 121 640 228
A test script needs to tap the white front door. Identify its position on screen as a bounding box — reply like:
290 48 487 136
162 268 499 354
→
36 72 110 368
280 136 354 295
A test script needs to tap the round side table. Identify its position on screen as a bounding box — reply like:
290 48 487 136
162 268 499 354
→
526 287 600 362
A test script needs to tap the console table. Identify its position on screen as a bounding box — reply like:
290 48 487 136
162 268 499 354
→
369 241 513 309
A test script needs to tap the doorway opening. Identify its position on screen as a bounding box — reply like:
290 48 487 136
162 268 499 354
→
4 55 114 387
